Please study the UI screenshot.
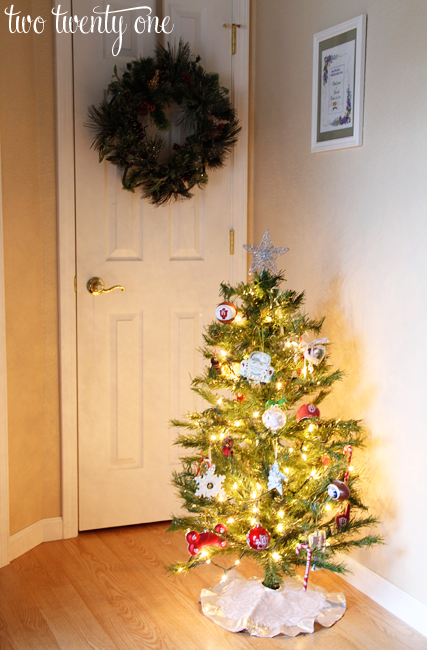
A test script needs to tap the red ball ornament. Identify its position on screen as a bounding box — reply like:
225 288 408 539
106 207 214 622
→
236 392 245 403
246 526 270 551
215 301 237 323
296 403 320 423
214 523 227 535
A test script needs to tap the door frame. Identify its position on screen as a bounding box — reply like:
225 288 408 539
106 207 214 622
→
55 0 250 538
0 139 10 566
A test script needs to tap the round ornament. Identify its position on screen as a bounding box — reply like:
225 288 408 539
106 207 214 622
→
327 480 350 501
88 41 240 206
296 404 320 423
214 523 227 535
215 302 237 324
262 406 286 431
211 357 221 371
247 526 270 551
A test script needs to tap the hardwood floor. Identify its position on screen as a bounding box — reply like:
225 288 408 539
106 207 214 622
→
0 522 425 649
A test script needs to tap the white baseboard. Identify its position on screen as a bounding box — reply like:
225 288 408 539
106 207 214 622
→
338 555 427 639
9 517 63 562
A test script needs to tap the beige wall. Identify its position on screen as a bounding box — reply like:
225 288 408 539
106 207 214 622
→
252 0 427 604
1 0 425 608
0 0 60 535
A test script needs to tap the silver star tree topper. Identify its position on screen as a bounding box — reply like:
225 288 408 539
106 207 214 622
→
243 229 289 275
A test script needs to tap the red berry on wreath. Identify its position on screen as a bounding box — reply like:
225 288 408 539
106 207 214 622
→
236 392 245 403
247 526 270 551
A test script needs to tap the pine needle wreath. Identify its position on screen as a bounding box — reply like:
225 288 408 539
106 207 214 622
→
87 40 241 206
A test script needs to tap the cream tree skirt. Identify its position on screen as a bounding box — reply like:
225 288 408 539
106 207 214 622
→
200 570 346 638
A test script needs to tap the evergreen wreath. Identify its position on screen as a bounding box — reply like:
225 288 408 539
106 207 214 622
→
88 40 241 206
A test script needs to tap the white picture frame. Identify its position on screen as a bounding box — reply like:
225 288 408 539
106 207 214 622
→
311 14 366 152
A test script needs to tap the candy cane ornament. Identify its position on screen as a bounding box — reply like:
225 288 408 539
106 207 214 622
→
343 445 353 483
295 543 312 591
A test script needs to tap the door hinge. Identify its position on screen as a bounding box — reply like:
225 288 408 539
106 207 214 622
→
229 229 235 255
223 23 242 55
74 276 77 293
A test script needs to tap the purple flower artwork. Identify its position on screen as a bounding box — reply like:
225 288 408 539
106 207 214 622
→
330 86 352 127
322 54 338 85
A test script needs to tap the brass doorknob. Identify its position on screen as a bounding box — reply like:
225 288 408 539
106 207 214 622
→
87 277 125 296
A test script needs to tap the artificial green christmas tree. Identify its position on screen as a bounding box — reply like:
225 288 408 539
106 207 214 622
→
168 231 381 634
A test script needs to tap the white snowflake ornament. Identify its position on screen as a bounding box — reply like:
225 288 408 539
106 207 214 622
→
195 464 226 500
267 460 287 496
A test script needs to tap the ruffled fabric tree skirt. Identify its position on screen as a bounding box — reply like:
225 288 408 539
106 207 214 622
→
200 570 346 638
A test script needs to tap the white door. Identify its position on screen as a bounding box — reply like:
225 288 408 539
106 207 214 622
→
73 0 249 530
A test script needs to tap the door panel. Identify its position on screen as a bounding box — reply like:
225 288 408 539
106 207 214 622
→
74 0 247 530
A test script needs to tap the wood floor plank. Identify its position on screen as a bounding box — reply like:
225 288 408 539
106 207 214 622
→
14 547 120 650
0 522 425 650
99 526 268 650
86 529 252 650
0 564 61 649
46 533 182 650
309 571 427 650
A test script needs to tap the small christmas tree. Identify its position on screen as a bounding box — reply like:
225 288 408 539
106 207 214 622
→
168 231 381 593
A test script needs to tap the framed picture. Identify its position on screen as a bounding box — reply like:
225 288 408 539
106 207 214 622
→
311 14 366 152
